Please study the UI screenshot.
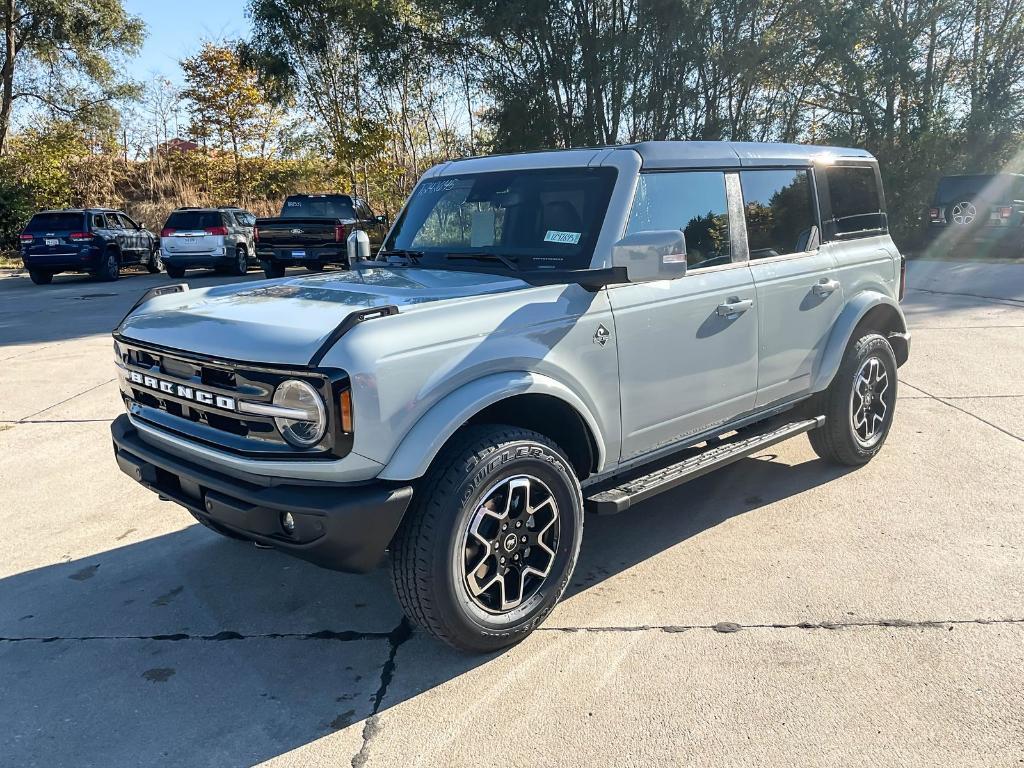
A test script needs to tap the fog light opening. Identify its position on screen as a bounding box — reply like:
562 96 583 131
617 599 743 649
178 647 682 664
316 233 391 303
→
281 512 296 535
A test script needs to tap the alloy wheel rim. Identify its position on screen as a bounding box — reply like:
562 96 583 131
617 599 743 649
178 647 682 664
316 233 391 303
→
849 356 890 448
108 254 118 274
238 249 246 272
462 475 560 613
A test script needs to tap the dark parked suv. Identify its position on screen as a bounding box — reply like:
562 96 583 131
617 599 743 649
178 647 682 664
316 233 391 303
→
926 173 1024 255
19 209 160 285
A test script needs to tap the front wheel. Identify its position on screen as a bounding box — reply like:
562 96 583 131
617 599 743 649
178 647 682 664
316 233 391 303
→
145 246 163 274
165 264 186 279
262 260 286 279
228 245 248 276
390 425 584 653
808 332 898 465
96 250 120 282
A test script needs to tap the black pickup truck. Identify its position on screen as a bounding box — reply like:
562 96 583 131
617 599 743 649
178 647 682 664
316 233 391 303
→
255 194 389 278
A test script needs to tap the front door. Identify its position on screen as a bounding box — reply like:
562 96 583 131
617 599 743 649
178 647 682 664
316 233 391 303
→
739 168 843 406
608 169 759 461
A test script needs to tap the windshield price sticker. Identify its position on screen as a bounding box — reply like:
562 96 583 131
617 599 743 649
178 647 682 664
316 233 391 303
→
544 230 581 245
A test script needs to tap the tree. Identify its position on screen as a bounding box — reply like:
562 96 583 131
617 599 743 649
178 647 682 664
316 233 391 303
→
180 42 281 199
0 0 144 154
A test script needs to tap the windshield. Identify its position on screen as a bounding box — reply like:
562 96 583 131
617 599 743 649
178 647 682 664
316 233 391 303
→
281 196 355 219
934 175 1023 204
385 167 618 270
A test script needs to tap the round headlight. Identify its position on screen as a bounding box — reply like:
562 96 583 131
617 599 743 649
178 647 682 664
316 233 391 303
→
272 379 327 448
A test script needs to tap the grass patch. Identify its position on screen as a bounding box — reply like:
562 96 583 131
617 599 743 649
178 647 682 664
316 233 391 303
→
0 252 23 269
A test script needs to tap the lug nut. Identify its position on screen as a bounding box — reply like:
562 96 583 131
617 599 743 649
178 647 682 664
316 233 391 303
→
502 524 508 530
500 557 506 564
521 535 527 543
513 554 519 560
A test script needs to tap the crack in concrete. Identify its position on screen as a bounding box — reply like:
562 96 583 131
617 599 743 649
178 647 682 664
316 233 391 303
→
5 615 1021 645
907 287 1024 307
18 377 116 422
899 379 1024 443
0 628 398 643
539 616 1024 634
352 619 412 768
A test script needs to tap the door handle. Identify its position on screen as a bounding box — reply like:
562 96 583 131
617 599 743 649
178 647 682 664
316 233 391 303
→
812 278 840 296
716 297 753 318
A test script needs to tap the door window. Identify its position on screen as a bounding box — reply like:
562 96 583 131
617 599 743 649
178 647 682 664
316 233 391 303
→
106 214 124 229
740 169 817 259
118 213 138 229
625 171 732 270
91 214 105 228
826 165 886 236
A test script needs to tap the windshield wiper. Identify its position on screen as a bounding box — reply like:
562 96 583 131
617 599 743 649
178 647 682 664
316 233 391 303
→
378 249 424 265
443 252 520 271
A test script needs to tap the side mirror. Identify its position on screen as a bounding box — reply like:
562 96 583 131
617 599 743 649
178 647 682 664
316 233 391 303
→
347 229 371 263
611 230 687 283
375 214 389 227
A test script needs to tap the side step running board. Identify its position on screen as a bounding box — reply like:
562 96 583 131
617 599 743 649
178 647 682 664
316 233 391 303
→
586 416 825 515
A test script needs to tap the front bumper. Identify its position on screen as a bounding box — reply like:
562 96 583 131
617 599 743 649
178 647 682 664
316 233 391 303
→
111 414 413 572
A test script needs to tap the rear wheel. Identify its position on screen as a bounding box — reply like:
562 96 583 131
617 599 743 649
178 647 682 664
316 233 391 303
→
165 264 186 279
262 260 286 279
96 249 120 282
305 263 325 273
808 332 898 465
390 425 584 653
228 245 248 276
28 269 53 285
145 246 163 274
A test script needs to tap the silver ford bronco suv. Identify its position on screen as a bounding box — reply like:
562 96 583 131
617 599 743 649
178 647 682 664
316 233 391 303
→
111 142 910 652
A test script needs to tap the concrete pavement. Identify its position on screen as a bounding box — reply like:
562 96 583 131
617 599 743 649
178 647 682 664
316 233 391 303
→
0 261 1021 766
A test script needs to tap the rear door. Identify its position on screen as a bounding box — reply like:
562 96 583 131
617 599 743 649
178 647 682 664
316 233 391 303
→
608 169 759 461
116 213 143 262
742 167 842 407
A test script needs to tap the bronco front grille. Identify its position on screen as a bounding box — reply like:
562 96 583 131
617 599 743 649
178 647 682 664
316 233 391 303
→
113 338 351 460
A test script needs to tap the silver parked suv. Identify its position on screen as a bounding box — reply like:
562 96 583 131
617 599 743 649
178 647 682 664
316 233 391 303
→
111 142 909 652
159 207 257 278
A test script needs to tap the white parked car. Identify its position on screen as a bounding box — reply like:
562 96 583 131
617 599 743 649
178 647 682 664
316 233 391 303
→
159 207 256 278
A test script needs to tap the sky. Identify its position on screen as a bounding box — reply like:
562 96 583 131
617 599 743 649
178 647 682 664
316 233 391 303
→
122 0 252 83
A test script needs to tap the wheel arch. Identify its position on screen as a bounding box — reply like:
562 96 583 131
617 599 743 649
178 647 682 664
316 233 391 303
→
377 372 605 482
811 291 909 393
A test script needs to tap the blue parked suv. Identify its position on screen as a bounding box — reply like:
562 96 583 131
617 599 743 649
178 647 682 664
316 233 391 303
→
19 208 160 285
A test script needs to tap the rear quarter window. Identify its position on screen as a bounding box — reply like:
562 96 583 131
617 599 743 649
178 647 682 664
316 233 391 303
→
826 165 886 237
27 212 84 231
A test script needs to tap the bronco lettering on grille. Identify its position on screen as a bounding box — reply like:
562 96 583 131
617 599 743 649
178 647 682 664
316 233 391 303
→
127 370 236 411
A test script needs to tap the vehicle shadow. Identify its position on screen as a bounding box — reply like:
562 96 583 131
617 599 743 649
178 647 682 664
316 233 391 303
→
0 450 851 766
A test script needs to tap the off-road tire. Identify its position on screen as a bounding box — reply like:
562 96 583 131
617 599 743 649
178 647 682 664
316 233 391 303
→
390 424 584 653
165 264 186 279
28 269 53 285
145 246 163 274
262 260 286 279
97 249 120 282
229 245 248 276
808 332 898 466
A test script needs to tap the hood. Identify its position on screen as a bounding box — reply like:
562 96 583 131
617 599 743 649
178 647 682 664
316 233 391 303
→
118 267 529 365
